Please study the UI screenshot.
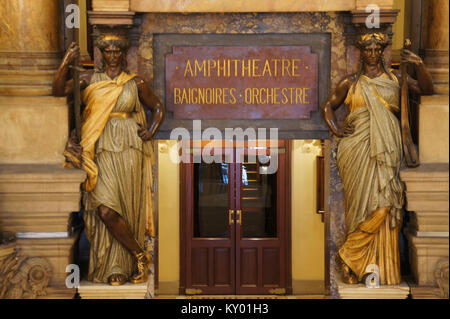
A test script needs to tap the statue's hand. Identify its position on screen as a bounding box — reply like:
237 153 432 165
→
64 130 83 168
138 124 152 142
401 49 423 66
335 124 354 138
63 42 80 66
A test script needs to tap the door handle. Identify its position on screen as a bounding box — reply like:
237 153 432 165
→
228 210 234 225
236 210 242 225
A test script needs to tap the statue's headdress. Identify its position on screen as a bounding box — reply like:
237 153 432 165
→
95 33 130 52
355 32 390 49
353 31 393 91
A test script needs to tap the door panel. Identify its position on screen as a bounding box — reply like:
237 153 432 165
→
185 155 235 295
183 141 289 295
240 248 258 286
263 248 280 285
236 146 287 294
191 247 209 286
214 247 231 285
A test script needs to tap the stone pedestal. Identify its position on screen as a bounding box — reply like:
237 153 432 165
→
78 281 148 299
336 277 410 299
400 164 449 299
0 165 86 298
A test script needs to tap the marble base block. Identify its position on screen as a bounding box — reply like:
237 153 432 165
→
336 277 410 299
78 281 148 299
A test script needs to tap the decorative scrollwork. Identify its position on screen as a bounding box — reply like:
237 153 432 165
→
0 247 52 299
435 258 449 299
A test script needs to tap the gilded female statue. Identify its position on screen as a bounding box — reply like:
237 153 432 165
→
322 32 433 285
52 35 165 286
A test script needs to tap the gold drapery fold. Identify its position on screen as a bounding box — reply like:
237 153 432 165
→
339 207 401 285
337 73 404 285
64 72 155 237
74 71 156 283
64 72 136 191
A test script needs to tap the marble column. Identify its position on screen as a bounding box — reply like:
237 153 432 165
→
423 0 449 95
0 0 86 299
0 0 62 96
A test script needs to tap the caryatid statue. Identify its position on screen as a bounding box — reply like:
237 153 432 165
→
321 32 433 285
53 33 165 286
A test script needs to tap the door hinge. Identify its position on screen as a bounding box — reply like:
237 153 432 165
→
269 288 286 295
185 288 203 295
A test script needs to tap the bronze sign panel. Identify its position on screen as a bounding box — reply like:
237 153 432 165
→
165 46 318 119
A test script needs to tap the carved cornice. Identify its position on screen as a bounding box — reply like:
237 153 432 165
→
350 9 399 25
344 9 399 47
88 10 135 26
88 10 141 49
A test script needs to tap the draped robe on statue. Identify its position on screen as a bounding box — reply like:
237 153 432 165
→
337 72 404 285
64 72 155 283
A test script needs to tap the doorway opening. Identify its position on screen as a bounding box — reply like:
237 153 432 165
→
180 140 291 295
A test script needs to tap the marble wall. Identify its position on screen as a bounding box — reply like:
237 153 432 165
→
136 12 349 87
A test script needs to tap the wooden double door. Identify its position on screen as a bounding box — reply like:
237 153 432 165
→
181 141 290 295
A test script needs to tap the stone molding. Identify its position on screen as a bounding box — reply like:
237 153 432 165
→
0 164 86 233
128 0 394 13
88 10 135 26
92 0 130 12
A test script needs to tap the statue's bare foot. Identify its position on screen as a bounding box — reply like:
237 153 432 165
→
130 251 151 284
108 273 127 286
342 264 359 284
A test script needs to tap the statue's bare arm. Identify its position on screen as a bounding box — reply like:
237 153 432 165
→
391 49 434 96
134 76 165 141
52 43 92 167
321 75 355 137
52 42 93 96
